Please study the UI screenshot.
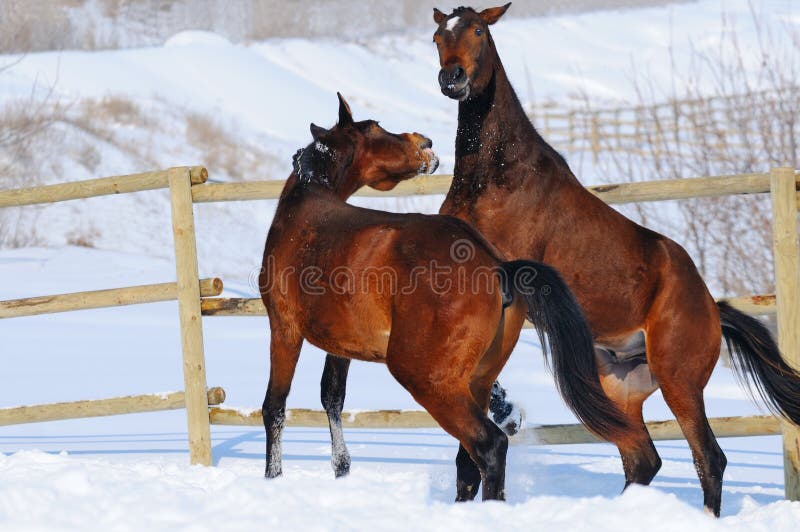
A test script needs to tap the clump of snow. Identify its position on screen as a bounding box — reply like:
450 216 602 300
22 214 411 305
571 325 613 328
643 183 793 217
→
164 31 232 48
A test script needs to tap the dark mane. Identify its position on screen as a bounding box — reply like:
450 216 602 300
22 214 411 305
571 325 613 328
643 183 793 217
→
291 142 333 186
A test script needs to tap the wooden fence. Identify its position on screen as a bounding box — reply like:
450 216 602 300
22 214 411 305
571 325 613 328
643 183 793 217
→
0 166 798 498
528 86 800 163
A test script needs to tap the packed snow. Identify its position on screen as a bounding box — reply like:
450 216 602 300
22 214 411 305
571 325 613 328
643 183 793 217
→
2 0 800 529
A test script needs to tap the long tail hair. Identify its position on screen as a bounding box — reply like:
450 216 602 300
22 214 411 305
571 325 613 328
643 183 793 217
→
500 260 630 440
719 301 800 425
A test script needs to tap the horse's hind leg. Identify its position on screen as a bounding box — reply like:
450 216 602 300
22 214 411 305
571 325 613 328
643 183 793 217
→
616 403 661 487
389 361 508 501
647 309 726 516
263 326 303 478
321 354 352 477
662 386 726 516
596 348 662 487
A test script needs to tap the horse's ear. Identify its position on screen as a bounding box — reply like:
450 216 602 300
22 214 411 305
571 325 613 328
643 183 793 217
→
433 8 446 25
479 3 511 25
337 92 353 126
310 123 328 140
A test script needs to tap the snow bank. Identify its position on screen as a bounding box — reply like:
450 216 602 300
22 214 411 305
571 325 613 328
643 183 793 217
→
0 451 797 531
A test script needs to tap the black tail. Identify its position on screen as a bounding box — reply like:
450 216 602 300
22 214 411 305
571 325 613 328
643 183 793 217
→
500 260 630 440
718 301 800 425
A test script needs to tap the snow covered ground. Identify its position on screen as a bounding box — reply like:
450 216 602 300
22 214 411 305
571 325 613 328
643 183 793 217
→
2 0 800 529
0 247 796 529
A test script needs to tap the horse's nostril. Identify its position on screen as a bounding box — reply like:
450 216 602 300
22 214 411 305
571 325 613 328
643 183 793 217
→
421 137 433 150
453 67 465 81
438 69 448 87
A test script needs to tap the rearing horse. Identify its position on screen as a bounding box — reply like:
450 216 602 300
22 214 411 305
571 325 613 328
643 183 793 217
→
429 3 800 516
320 4 800 516
260 94 627 501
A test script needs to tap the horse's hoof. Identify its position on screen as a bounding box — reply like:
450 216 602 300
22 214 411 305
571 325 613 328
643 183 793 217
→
265 465 282 479
333 460 350 478
455 482 478 502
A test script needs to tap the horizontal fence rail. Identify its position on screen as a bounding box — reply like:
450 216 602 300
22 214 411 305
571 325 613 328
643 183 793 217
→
209 407 780 446
0 278 223 319
200 293 777 319
0 388 226 426
190 171 800 204
0 166 207 208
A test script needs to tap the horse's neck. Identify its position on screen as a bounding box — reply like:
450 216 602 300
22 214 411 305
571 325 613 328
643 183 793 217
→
456 66 524 158
276 174 347 223
293 146 361 200
452 59 574 197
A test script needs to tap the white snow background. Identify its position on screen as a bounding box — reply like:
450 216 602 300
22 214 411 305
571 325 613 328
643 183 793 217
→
1 1 799 530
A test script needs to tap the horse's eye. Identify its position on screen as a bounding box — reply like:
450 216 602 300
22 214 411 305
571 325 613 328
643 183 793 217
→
475 27 482 36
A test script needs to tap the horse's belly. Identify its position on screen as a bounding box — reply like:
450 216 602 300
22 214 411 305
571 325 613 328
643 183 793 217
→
305 330 390 363
299 295 391 362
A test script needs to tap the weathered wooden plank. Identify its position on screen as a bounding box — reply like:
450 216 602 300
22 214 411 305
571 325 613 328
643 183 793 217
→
201 293 777 319
0 166 207 208
209 408 780 445
189 171 798 204
0 278 223 319
0 387 225 426
169 167 213 466
770 167 800 500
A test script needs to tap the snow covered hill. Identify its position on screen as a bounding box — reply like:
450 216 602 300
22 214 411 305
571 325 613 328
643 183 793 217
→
1 0 797 281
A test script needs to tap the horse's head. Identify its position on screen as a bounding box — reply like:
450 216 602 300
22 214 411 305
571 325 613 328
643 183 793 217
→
296 93 438 197
432 3 511 101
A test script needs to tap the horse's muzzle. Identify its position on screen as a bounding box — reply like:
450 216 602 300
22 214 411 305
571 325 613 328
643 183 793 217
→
438 66 469 100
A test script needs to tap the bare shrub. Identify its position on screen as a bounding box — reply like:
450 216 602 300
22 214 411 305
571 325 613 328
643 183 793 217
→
66 223 101 248
0 64 65 247
585 6 799 297
185 112 279 181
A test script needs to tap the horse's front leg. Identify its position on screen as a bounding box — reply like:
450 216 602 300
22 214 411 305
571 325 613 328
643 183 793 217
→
263 327 303 478
321 353 352 477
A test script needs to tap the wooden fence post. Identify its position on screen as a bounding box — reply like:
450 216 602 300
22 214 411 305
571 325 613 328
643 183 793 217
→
169 167 212 466
770 166 800 500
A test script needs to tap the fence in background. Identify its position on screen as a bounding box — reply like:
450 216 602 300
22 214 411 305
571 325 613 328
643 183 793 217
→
0 166 798 498
528 87 800 163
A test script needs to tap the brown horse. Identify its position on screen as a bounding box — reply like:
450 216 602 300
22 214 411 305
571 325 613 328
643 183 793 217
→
320 3 800 516
259 93 627 501
428 3 800 515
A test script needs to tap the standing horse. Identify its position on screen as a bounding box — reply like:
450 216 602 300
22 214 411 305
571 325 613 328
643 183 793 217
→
259 93 627 501
428 3 800 515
